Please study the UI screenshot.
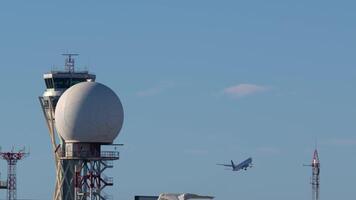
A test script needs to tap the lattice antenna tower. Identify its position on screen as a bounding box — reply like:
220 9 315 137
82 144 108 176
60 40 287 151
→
0 148 29 200
304 149 320 200
62 53 79 73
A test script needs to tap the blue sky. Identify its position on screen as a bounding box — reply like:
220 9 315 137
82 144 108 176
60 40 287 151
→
0 1 356 200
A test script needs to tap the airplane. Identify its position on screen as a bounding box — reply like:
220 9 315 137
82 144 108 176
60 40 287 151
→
217 157 253 171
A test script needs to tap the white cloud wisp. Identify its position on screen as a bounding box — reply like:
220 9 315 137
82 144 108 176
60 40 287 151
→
223 83 270 98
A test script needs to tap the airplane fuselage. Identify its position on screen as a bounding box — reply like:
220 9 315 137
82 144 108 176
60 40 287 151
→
233 157 252 171
218 157 253 172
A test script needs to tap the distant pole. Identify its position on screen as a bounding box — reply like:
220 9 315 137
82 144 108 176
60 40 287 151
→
305 149 320 200
0 150 28 200
311 149 320 200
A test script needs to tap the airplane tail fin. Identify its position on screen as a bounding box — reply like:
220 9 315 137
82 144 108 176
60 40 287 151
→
231 160 235 168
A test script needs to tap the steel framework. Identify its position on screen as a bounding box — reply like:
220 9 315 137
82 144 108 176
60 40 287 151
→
305 149 320 200
0 150 28 200
64 143 119 200
74 158 118 200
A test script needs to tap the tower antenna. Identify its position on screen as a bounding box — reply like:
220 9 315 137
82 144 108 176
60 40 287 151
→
304 148 320 200
62 53 79 72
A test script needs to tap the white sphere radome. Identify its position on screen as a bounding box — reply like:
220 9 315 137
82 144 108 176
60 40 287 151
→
55 82 124 143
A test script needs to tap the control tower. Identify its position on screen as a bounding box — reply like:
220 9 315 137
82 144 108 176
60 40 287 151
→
39 54 96 200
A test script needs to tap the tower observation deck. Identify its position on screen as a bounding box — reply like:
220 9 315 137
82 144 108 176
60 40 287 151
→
42 54 95 109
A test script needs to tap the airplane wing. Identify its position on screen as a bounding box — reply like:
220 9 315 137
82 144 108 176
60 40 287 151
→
216 164 232 167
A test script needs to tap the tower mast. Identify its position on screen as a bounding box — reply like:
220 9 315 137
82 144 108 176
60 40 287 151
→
0 149 28 200
305 149 320 200
62 53 79 73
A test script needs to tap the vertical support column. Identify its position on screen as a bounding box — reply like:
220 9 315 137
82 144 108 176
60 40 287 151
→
39 96 67 200
312 162 320 200
0 151 28 200
304 149 320 200
7 160 16 200
311 149 320 200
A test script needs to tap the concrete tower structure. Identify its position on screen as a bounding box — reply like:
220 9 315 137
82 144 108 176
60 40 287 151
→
39 54 96 200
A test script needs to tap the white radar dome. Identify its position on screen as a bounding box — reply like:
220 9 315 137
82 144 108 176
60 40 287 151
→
55 82 124 143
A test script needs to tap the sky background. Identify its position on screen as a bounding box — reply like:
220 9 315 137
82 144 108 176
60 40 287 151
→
0 1 355 200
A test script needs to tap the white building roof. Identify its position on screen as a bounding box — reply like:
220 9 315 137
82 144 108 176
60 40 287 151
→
158 193 214 200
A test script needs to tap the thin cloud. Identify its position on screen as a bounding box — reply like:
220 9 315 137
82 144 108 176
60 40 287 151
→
136 82 175 97
223 83 270 98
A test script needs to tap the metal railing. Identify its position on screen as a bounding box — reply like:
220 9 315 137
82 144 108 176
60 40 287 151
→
59 150 119 160
100 151 119 159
